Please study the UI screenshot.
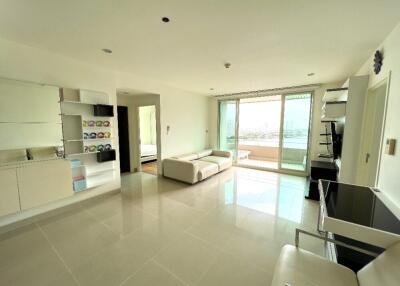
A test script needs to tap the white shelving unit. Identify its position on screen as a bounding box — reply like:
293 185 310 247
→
60 88 116 192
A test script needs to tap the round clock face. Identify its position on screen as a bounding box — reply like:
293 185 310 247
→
374 50 383 75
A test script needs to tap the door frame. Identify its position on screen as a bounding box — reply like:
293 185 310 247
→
218 91 314 176
357 72 391 186
136 104 160 174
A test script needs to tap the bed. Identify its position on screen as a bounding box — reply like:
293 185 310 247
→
140 144 157 163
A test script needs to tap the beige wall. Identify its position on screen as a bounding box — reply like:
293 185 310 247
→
355 23 400 207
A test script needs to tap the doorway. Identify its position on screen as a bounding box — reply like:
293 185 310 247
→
138 105 158 175
117 106 131 173
218 93 313 175
357 79 389 186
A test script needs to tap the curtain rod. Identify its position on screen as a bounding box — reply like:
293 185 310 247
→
212 83 321 100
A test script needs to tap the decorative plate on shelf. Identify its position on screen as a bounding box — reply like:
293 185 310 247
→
89 132 97 139
88 120 95 127
97 132 105 138
104 132 111 138
96 120 103 127
103 120 110 127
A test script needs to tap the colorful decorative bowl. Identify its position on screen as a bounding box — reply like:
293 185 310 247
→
82 120 88 127
83 132 89 139
88 120 95 127
89 145 97 152
96 120 103 127
105 144 112 151
97 132 105 138
103 120 110 127
97 144 104 151
89 132 97 139
84 146 89 153
104 132 111 138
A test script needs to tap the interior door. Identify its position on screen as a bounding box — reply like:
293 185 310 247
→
357 83 387 186
117 106 131 173
280 93 312 172
219 100 238 160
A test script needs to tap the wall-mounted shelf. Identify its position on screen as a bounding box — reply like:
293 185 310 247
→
64 138 113 142
60 88 115 192
59 100 93 105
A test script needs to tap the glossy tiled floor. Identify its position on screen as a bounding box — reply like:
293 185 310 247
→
0 167 324 286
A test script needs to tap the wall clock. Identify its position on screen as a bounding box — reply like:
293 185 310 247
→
374 50 383 75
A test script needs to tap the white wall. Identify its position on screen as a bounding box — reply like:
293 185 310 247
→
355 23 400 207
139 106 156 145
116 73 211 159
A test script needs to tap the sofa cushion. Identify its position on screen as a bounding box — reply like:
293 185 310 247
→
0 149 28 164
198 156 232 171
195 161 219 181
197 149 213 158
357 241 400 286
175 153 199 161
271 245 358 286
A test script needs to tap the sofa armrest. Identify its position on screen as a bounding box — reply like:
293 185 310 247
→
162 158 199 184
212 150 231 158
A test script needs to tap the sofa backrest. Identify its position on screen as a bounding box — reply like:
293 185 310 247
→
357 241 400 286
197 149 212 158
174 153 199 161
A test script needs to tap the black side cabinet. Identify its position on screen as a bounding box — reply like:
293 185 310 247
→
306 160 337 200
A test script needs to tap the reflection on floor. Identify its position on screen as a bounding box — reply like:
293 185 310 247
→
141 160 157 175
238 158 278 169
238 158 305 171
0 167 323 286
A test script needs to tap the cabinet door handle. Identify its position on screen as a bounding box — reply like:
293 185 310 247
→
365 153 370 163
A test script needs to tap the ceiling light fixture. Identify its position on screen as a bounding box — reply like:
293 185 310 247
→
101 48 113 54
307 72 315 76
162 17 170 23
224 63 231 69
210 88 214 91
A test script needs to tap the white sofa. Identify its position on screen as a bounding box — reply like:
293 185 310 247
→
271 242 400 286
162 149 232 184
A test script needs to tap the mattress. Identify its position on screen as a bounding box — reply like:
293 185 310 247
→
141 144 157 157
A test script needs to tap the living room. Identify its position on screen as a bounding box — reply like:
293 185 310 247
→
0 1 399 285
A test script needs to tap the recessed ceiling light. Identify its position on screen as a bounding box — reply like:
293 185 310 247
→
162 17 170 23
224 63 231 69
210 88 214 91
101 48 112 54
307 72 315 76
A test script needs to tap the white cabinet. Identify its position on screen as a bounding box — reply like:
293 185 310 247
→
0 168 20 217
17 160 73 210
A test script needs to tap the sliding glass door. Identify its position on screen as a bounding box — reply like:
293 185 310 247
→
218 92 312 174
218 100 238 160
280 93 312 172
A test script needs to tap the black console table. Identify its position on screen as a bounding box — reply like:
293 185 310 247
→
319 180 400 271
306 160 337 200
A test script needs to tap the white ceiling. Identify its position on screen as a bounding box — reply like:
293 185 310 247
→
0 0 399 95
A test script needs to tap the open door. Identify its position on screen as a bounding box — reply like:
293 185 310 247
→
357 81 388 186
117 106 131 173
